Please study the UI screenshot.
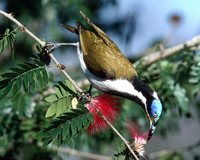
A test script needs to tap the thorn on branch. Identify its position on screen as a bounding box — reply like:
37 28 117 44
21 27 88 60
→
57 64 66 70
43 42 56 54
8 12 14 17
20 25 26 32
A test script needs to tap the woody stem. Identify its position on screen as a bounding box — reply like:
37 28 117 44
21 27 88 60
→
92 103 139 160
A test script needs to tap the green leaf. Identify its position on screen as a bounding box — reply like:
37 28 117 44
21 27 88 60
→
45 106 57 117
39 108 93 145
30 77 36 91
70 121 76 136
42 68 48 83
10 67 26 74
45 95 58 102
0 79 10 89
38 71 45 87
23 75 29 90
189 77 199 84
1 72 18 78
18 63 33 70
62 124 69 140
0 28 17 55
0 82 13 99
45 96 72 118
174 84 188 111
0 57 48 99
55 87 63 98
55 99 65 117
63 80 77 94
87 113 94 123
45 81 76 118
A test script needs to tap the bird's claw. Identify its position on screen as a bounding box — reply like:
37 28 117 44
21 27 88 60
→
42 42 56 54
77 90 91 100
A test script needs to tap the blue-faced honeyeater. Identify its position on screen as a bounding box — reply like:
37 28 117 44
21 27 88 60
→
63 11 163 140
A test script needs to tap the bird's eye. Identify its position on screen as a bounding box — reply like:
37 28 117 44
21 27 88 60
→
153 113 158 118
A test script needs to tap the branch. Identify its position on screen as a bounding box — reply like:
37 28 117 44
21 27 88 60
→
51 146 111 160
148 139 200 159
93 106 139 160
148 149 171 159
47 43 82 92
0 10 82 93
0 11 45 46
101 113 139 160
140 35 200 66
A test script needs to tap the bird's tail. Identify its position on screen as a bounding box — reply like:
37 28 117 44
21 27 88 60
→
61 23 79 34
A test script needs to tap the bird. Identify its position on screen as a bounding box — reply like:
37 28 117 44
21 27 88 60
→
63 11 163 140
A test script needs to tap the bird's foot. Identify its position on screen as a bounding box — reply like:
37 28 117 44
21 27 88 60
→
42 42 59 54
77 90 91 100
77 85 93 100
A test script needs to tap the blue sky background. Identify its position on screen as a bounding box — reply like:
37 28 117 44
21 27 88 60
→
101 0 200 56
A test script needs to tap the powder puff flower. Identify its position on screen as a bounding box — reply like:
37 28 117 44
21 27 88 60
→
85 94 120 134
128 123 148 157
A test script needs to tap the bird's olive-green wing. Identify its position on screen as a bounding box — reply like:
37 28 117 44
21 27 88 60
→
79 26 137 80
79 11 137 80
62 24 79 34
80 11 120 51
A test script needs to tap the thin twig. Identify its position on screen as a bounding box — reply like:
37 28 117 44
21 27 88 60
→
148 149 171 159
49 51 82 92
101 114 139 160
91 102 139 160
0 10 82 92
0 10 45 46
148 139 200 159
141 35 200 66
51 146 111 160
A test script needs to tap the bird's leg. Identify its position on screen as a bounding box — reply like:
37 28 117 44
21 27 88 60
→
42 42 78 54
88 85 93 96
77 91 90 101
43 42 56 54
39 42 79 66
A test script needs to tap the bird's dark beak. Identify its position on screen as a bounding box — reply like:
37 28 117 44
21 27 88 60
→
147 119 156 141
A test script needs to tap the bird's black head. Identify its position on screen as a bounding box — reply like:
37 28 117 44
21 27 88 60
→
132 77 163 141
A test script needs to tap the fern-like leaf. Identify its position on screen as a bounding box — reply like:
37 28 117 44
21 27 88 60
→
38 108 93 145
45 81 77 117
188 55 200 95
0 58 48 99
0 28 17 56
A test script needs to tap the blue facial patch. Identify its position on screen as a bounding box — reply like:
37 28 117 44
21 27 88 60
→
151 99 162 118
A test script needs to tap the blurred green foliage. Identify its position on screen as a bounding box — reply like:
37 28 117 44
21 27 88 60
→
1 0 200 160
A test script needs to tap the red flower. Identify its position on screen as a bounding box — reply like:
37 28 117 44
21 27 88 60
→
128 123 148 140
85 94 120 134
128 123 148 156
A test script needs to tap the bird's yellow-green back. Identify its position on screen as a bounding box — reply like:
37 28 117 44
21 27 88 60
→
79 11 137 80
